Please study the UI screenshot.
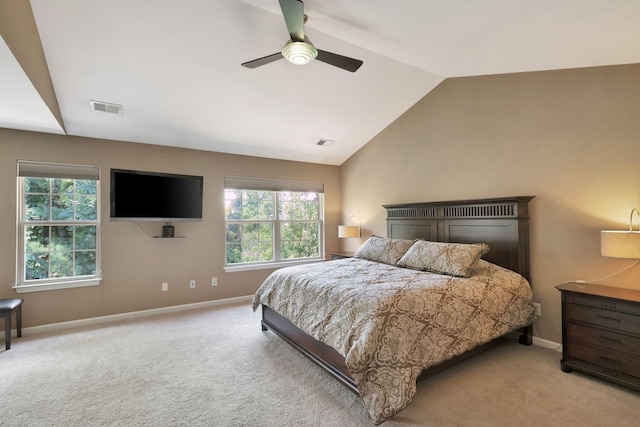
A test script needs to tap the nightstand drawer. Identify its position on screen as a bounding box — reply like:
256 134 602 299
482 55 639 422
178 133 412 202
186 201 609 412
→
614 301 640 316
566 322 640 354
566 292 606 309
566 290 640 315
566 303 640 335
566 340 640 378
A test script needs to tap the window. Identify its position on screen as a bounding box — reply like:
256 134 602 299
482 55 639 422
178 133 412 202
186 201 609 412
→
16 161 101 293
224 177 324 270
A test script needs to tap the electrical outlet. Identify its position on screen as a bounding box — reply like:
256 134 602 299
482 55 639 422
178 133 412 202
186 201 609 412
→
211 277 218 286
533 303 542 317
190 279 196 289
162 282 168 292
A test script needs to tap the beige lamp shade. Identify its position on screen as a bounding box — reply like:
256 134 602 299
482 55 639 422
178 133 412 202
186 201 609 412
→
338 225 360 238
601 231 640 259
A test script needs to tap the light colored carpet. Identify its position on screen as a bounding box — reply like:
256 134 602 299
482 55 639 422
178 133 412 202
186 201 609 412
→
1 302 639 426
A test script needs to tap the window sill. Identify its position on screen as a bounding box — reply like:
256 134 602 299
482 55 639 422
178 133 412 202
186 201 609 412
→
13 277 102 293
224 257 325 273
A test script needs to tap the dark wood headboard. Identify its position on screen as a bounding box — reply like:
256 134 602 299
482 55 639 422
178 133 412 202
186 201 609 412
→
384 196 535 282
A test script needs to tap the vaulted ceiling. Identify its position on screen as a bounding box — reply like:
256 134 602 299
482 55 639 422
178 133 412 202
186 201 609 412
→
1 0 639 165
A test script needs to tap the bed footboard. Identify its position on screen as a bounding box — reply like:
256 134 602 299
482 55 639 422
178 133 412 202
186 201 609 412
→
261 304 532 396
261 305 360 395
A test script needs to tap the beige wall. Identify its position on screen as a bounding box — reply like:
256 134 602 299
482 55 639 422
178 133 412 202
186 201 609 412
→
0 129 341 327
3 63 639 343
340 63 640 343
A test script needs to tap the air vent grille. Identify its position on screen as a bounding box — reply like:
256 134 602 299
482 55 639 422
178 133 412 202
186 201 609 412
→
90 100 123 115
316 139 334 147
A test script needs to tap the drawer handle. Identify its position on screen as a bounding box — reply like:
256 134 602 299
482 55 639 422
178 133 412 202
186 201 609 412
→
600 336 622 345
596 315 621 323
600 356 622 366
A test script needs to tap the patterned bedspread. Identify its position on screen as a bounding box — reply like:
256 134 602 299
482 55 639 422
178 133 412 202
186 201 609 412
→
252 258 535 424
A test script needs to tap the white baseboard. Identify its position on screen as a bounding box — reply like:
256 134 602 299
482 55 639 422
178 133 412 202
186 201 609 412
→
22 295 254 336
19 298 565 353
533 336 563 352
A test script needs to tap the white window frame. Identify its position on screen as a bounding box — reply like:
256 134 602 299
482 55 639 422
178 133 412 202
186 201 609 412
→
14 161 102 293
224 176 325 272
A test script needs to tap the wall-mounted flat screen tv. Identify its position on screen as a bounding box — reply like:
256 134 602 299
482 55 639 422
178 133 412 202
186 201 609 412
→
110 169 203 222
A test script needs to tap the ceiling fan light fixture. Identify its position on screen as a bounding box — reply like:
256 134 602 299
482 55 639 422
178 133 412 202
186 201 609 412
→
281 41 317 65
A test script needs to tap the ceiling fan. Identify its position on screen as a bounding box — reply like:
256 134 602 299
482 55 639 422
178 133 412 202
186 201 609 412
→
241 0 363 72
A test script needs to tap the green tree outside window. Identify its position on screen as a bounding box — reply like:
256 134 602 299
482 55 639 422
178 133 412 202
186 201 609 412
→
23 177 98 281
225 190 322 265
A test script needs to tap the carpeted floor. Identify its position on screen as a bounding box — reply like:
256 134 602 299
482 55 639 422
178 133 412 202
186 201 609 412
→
1 302 639 426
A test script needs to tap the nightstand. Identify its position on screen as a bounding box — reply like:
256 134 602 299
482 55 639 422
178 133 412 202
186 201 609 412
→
556 282 640 391
330 251 355 260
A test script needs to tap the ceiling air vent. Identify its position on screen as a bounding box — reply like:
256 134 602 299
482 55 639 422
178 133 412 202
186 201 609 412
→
90 100 123 115
316 138 334 147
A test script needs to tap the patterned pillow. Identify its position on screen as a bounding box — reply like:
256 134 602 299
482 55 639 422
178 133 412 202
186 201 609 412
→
354 236 415 265
397 240 489 277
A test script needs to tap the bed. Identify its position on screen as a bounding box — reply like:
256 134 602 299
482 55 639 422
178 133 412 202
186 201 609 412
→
252 196 536 423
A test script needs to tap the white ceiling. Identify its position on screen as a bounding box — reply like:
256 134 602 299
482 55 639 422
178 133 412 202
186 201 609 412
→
2 0 640 165
0 38 64 135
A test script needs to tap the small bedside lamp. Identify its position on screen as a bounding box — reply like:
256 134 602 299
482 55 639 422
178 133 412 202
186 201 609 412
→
601 208 640 259
338 225 360 238
338 215 360 238
595 208 640 282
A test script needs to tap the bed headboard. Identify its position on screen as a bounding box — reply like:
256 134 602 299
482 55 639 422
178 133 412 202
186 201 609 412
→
384 196 535 282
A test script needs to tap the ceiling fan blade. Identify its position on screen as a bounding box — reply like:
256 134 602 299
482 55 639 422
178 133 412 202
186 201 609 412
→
241 52 283 69
316 50 363 72
279 0 305 42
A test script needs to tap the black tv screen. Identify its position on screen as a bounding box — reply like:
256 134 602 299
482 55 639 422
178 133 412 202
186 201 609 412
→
110 169 203 222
